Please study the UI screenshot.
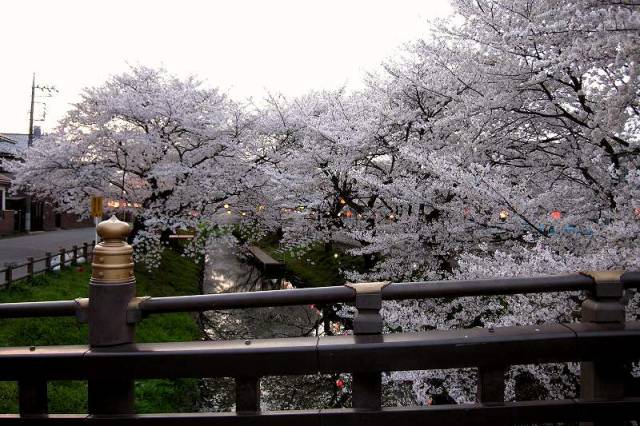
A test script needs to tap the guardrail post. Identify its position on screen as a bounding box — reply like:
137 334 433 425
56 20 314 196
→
45 252 52 271
345 281 390 410
83 243 89 262
72 245 78 265
27 257 34 278
59 248 66 269
87 216 137 415
5 265 12 286
579 271 626 426
235 376 260 413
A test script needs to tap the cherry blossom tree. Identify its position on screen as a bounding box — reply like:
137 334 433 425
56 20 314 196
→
6 66 258 265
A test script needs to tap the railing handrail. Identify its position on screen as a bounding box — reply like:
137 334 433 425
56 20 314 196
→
1 270 638 319
1 321 638 381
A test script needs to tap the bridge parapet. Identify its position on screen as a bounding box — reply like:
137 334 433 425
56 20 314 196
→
0 226 638 424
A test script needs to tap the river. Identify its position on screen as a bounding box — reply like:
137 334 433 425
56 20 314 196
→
198 238 346 411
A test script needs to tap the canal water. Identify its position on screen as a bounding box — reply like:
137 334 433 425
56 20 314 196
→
198 237 346 411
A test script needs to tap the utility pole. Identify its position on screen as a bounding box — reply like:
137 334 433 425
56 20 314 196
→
24 74 56 233
24 73 36 232
28 73 35 147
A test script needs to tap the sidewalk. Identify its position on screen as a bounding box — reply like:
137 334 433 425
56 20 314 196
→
0 227 95 284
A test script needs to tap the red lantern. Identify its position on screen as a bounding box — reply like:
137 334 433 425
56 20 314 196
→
336 379 345 389
550 210 561 220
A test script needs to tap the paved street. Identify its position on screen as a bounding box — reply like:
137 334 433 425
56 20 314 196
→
0 227 95 284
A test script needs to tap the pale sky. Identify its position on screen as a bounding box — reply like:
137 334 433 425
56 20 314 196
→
0 0 452 133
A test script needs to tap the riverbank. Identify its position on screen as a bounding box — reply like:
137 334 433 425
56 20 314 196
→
0 249 202 413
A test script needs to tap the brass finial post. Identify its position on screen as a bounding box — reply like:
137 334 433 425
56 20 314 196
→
88 215 136 414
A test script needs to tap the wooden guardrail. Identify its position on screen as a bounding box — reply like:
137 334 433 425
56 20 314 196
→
0 217 638 425
0 241 95 287
247 245 284 279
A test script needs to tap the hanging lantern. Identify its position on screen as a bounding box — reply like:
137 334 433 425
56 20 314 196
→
339 197 346 205
345 210 353 218
550 210 561 220
336 379 345 389
499 210 509 221
223 203 229 209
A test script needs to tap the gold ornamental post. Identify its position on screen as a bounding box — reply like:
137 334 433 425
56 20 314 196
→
88 215 136 414
92 216 134 283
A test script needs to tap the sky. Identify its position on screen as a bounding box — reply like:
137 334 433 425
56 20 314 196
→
0 0 452 134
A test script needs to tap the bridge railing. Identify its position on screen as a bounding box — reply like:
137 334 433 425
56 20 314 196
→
0 217 638 425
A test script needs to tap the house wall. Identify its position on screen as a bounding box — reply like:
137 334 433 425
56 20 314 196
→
60 213 93 229
0 210 15 236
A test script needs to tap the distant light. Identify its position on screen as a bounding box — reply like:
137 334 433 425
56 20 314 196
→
388 214 395 220
223 203 229 209
226 211 232 215
550 210 561 220
499 210 509 221
333 253 339 258
339 197 346 205
241 212 246 216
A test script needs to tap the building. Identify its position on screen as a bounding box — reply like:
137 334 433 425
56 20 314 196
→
0 128 91 236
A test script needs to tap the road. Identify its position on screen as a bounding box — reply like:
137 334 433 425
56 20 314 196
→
0 227 95 284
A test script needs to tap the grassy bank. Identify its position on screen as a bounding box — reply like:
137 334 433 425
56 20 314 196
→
258 238 365 288
0 249 202 414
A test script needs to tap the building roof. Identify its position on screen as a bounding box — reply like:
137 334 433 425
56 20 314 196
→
0 173 11 185
0 133 30 152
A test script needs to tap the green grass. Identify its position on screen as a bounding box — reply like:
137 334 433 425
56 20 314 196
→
0 249 202 414
258 238 365 288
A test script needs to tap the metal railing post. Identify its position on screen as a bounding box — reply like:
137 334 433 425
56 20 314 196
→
18 380 48 415
345 281 390 410
87 216 137 415
72 245 78 265
27 257 34 278
477 364 507 405
235 376 260 413
82 242 89 263
579 271 626 426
